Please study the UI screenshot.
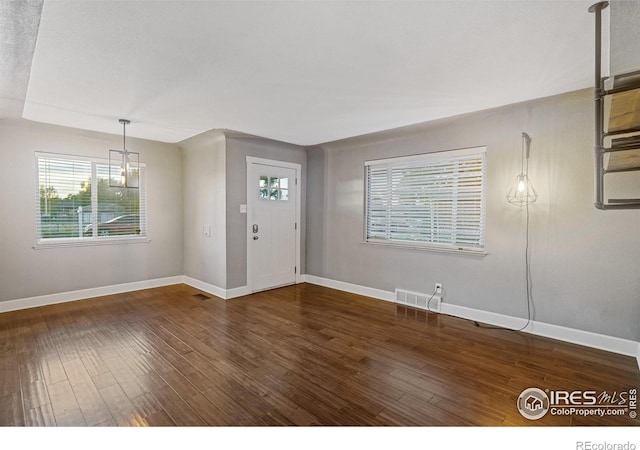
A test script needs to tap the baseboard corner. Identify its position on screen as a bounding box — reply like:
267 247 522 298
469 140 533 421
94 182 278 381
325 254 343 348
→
225 285 251 299
181 276 253 300
182 276 227 300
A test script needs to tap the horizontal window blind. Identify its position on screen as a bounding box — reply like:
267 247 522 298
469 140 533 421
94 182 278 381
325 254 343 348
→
36 153 146 243
365 147 486 251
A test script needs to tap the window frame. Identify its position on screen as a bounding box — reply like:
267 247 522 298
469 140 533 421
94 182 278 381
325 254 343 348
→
34 152 148 249
363 146 487 256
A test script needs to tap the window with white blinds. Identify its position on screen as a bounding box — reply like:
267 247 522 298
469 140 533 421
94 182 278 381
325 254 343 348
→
365 147 486 253
36 153 146 246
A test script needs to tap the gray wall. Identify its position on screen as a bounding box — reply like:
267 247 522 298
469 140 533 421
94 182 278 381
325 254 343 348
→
306 89 640 341
180 130 227 288
610 0 640 75
0 118 183 302
226 134 307 289
305 145 327 276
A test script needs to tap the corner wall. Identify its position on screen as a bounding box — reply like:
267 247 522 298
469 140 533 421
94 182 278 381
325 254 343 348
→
306 89 640 342
305 145 328 276
180 130 227 289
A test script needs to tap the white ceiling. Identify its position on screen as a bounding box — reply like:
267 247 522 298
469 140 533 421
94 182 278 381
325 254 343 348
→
22 0 600 146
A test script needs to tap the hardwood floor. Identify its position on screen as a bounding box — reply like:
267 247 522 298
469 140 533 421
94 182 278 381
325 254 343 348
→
0 283 638 426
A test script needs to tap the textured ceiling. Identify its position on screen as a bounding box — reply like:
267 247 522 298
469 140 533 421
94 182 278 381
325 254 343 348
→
0 0 43 118
22 1 601 145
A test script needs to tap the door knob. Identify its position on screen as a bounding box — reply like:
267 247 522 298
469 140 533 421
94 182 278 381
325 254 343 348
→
253 224 258 233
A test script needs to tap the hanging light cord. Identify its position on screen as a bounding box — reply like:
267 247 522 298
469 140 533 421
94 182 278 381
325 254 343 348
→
475 133 533 332
517 181 533 331
520 132 526 175
122 120 127 153
515 132 533 331
516 133 531 331
118 118 130 154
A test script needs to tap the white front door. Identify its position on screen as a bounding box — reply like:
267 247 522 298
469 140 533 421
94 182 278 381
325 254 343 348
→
247 159 299 292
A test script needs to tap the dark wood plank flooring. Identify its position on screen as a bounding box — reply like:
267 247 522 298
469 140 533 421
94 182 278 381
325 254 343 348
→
0 283 637 426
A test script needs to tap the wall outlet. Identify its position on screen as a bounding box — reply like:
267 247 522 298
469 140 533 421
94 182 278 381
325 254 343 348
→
435 282 443 294
203 225 211 237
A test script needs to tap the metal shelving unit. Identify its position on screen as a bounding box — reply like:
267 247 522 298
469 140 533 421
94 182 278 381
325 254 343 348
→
590 2 640 209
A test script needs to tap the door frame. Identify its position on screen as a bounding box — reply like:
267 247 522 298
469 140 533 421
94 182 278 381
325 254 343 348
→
246 156 302 292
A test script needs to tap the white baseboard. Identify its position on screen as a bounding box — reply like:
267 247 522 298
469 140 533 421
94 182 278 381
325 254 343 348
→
182 276 226 299
303 274 396 303
182 276 251 300
302 275 639 359
0 276 184 314
0 274 265 314
0 275 250 314
225 285 252 299
441 302 638 358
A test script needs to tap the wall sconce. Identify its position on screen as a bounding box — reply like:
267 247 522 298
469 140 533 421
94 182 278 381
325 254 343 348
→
507 132 537 207
109 119 139 188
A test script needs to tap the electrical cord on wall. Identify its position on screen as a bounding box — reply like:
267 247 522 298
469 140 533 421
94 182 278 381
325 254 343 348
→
429 201 533 331
425 143 534 331
516 193 533 332
475 160 533 332
426 287 439 313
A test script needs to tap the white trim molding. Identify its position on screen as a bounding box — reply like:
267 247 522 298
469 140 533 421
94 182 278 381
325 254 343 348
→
0 276 183 314
0 275 268 315
302 275 640 359
225 285 252 299
303 274 395 303
441 303 638 357
181 276 226 299
182 276 251 300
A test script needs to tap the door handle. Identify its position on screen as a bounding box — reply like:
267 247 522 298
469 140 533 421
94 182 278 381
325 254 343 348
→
252 224 258 233
253 236 259 240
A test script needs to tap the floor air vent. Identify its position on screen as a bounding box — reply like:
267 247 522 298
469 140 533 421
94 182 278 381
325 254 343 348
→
193 293 211 300
395 288 441 313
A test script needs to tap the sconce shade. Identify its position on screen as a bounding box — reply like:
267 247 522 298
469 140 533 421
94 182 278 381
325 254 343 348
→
507 173 537 207
507 132 536 207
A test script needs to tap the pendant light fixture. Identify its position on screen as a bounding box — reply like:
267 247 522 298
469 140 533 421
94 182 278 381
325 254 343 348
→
507 132 537 207
109 119 139 188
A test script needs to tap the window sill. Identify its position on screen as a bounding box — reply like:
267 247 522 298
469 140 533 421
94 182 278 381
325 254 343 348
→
33 236 150 250
362 240 487 256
